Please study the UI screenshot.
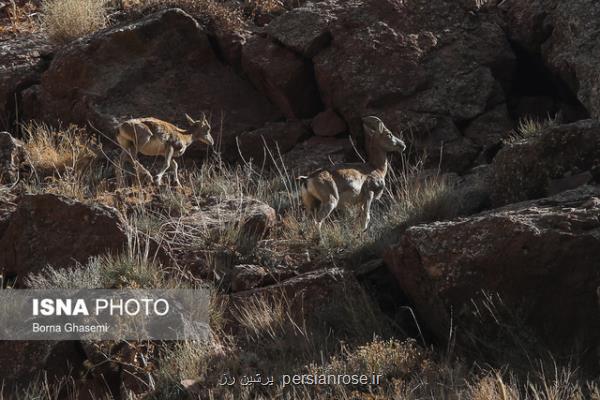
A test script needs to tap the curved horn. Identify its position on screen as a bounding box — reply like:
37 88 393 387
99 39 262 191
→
185 113 196 125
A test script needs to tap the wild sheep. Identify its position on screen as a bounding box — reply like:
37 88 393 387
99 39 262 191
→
297 116 406 232
115 113 214 186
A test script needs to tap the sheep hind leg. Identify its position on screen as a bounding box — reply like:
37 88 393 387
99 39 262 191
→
301 188 320 215
129 126 155 184
315 195 338 234
130 153 154 185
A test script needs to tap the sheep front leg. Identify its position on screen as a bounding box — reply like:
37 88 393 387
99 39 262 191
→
155 146 174 186
361 190 374 232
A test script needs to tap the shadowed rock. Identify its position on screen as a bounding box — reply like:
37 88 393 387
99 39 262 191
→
385 185 600 352
0 33 53 130
491 119 600 206
0 194 129 279
502 0 599 118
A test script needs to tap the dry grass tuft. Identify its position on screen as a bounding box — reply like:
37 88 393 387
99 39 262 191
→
25 226 182 289
508 115 558 143
41 0 107 43
20 122 111 201
22 122 98 176
0 0 41 38
243 0 286 20
124 0 245 31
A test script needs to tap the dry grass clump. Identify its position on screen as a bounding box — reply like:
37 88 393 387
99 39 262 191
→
22 122 98 177
41 0 107 43
124 0 244 31
143 285 394 399
508 115 558 143
20 122 111 201
25 228 180 289
243 0 286 20
25 252 170 289
0 0 41 38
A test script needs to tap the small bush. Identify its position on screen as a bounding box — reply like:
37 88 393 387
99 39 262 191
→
26 233 176 289
508 115 558 142
42 0 107 43
23 122 98 177
21 122 108 201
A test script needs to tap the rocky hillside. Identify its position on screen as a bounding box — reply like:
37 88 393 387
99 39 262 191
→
0 0 599 399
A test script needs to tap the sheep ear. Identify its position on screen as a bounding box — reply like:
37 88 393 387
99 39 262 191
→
185 113 196 125
362 116 384 136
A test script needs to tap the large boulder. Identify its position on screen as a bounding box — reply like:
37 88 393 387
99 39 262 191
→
267 0 516 172
0 33 52 131
0 341 86 387
0 194 129 279
230 267 384 339
282 136 350 175
236 120 311 165
181 197 276 238
164 197 276 279
30 8 281 157
502 0 600 118
241 35 322 119
384 185 600 351
491 119 600 206
311 109 347 137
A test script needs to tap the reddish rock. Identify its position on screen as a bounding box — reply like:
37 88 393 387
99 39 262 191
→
0 33 52 131
230 268 382 334
282 136 349 175
236 120 311 165
241 34 322 119
502 0 600 118
311 109 347 137
491 119 600 206
32 9 280 157
384 185 600 351
266 1 336 58
0 194 128 278
214 29 251 68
